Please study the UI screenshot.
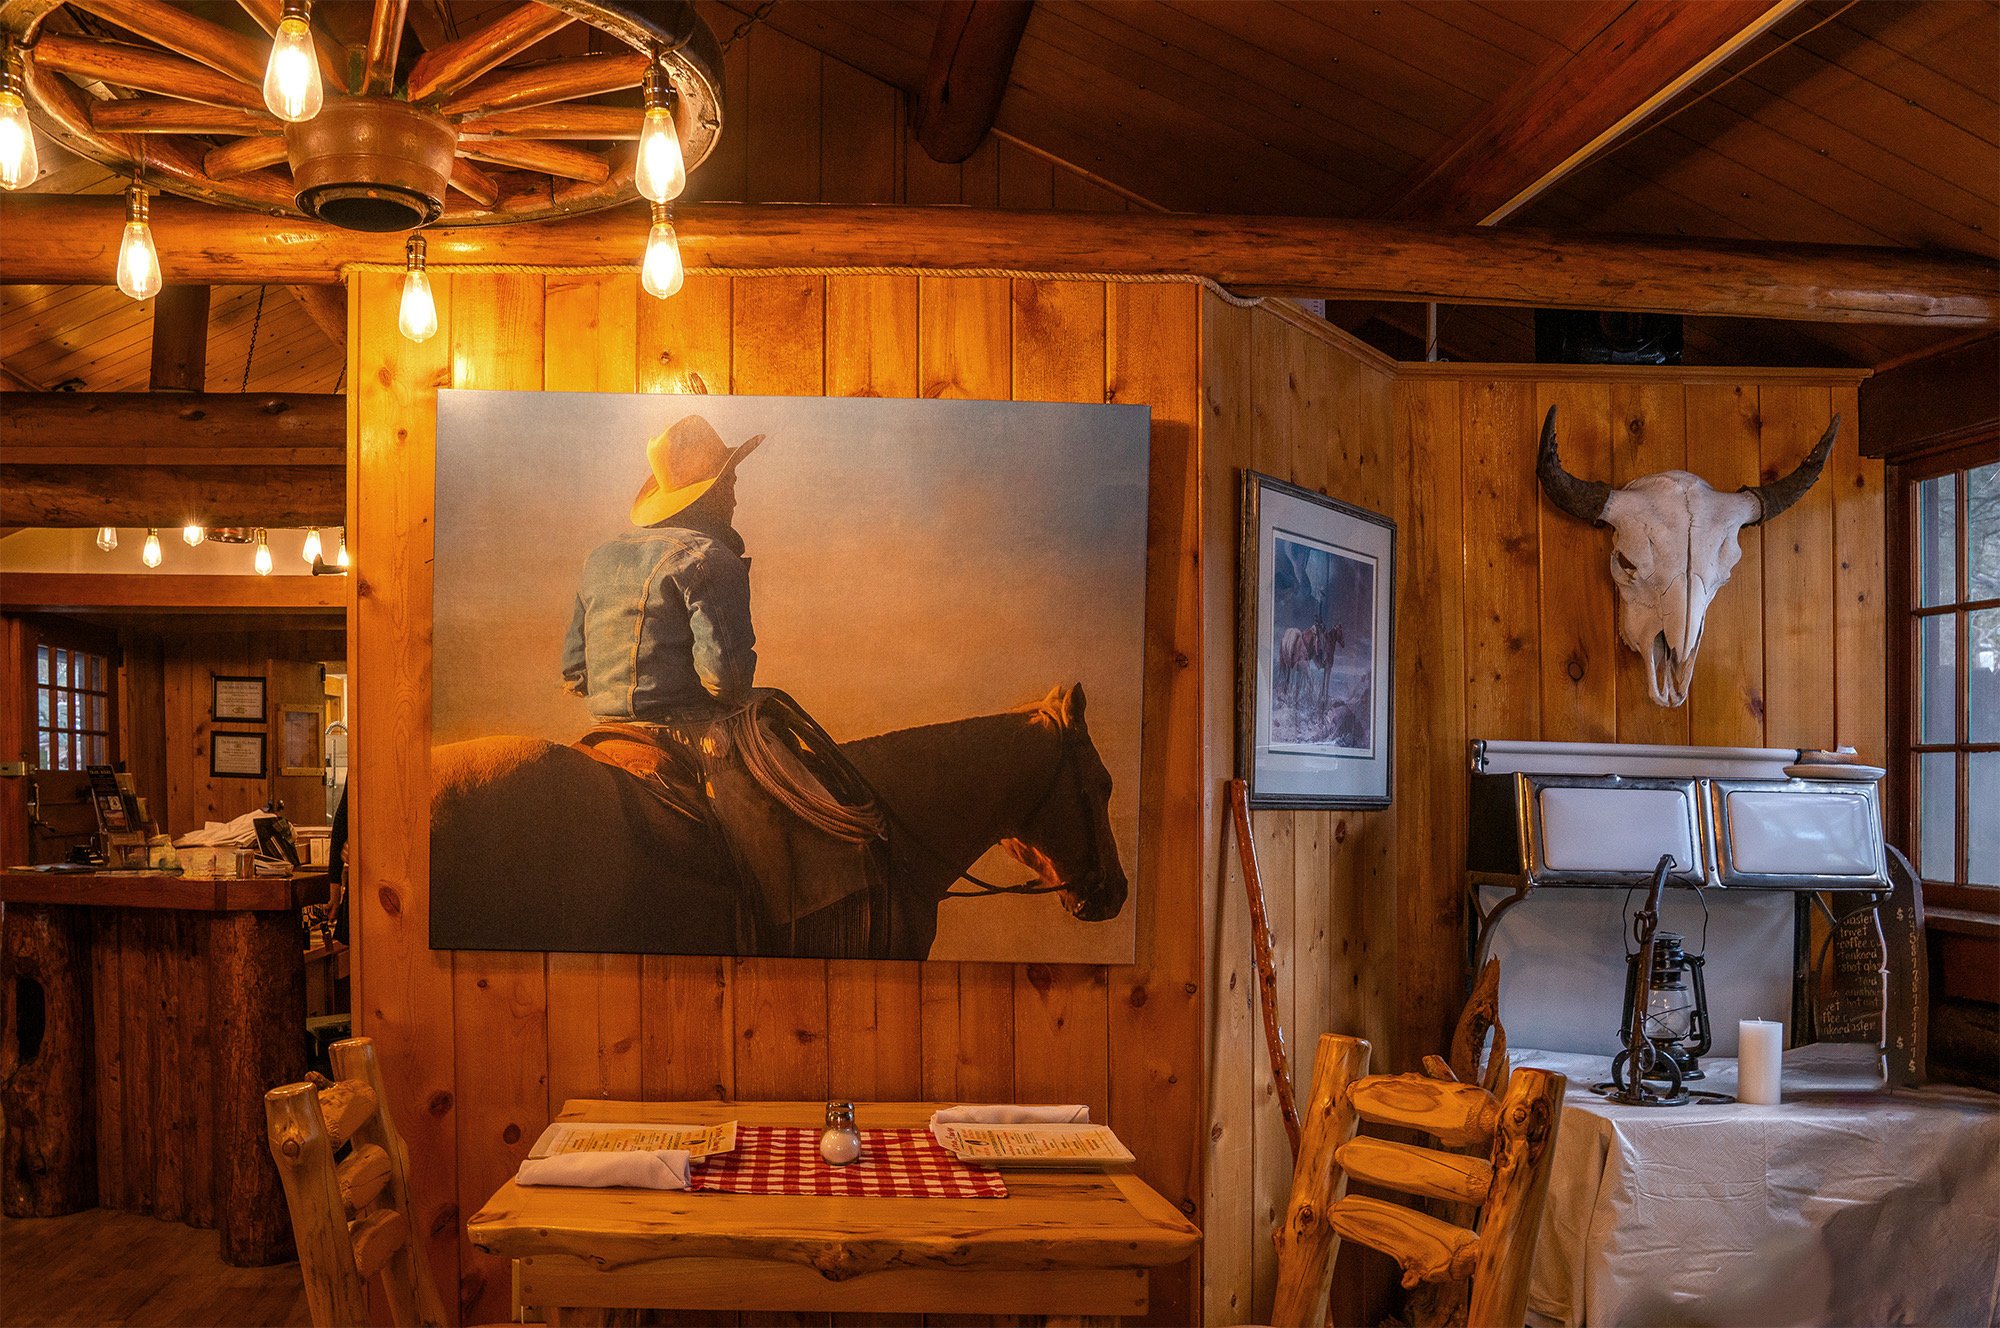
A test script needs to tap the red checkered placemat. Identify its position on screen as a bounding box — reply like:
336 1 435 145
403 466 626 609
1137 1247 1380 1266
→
689 1126 1008 1199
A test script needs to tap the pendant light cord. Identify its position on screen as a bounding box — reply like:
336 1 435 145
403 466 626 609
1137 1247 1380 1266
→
241 284 266 391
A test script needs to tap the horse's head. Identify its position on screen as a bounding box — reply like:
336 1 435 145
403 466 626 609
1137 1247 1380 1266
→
1001 684 1128 924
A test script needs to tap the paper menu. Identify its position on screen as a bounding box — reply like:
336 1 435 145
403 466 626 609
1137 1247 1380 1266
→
934 1123 1135 1167
528 1120 736 1160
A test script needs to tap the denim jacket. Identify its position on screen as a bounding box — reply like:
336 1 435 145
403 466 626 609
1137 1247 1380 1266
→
561 520 756 721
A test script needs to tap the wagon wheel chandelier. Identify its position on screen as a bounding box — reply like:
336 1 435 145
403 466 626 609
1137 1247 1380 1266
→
0 0 724 324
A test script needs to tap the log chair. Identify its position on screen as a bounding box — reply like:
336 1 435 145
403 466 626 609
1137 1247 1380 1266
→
1268 1034 1567 1328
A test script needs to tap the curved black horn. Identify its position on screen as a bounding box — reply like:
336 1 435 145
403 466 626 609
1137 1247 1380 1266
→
1743 414 1839 524
1535 405 1611 525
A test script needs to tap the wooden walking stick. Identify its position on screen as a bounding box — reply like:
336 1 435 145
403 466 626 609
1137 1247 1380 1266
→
1229 777 1301 1154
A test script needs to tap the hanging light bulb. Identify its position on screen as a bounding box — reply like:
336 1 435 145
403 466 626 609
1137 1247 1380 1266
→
183 524 206 546
634 61 685 204
262 0 324 123
95 526 118 553
641 202 684 300
334 529 350 568
0 44 39 190
399 235 438 342
141 528 162 568
253 528 273 576
302 527 322 564
116 179 162 301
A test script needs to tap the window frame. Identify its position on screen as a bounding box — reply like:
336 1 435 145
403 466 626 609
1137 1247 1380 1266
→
34 641 116 771
1889 435 2000 915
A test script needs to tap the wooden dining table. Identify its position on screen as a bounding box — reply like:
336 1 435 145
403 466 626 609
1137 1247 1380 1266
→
468 1098 1202 1326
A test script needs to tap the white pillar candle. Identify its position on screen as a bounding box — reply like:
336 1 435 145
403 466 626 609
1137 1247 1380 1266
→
1738 1019 1784 1105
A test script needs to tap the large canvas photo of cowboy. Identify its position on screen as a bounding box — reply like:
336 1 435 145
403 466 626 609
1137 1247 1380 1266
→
428 391 1150 965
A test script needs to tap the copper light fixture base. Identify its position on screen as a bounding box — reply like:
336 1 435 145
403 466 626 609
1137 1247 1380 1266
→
286 97 457 233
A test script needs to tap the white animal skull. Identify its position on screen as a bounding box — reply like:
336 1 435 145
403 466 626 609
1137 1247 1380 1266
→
1537 406 1838 708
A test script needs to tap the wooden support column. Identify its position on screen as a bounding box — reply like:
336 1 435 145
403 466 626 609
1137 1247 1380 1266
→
148 285 211 392
0 905 98 1218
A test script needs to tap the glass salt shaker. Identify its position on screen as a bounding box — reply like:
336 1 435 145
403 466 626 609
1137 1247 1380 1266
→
819 1100 862 1165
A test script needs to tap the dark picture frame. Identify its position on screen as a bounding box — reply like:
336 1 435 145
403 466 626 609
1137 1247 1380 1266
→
1237 469 1396 809
211 674 266 722
211 730 267 779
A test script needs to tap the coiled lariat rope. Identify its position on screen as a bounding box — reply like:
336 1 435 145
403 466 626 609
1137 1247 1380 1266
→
336 263 1266 307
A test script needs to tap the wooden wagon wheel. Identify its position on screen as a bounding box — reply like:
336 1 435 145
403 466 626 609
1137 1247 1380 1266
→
0 0 721 227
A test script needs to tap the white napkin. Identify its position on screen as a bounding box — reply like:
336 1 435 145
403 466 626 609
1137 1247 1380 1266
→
929 1104 1089 1139
515 1149 691 1190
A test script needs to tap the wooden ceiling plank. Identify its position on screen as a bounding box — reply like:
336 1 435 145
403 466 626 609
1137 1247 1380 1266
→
1256 0 1518 129
284 285 346 357
363 0 411 94
723 0 931 89
1383 0 1807 225
914 0 1034 165
405 2 578 104
4 194 1991 328
32 33 268 111
70 0 270 85
437 51 647 117
1819 2 2000 138
1422 1 1617 58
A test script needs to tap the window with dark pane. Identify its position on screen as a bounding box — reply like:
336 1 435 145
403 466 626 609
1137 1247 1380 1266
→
32 643 114 775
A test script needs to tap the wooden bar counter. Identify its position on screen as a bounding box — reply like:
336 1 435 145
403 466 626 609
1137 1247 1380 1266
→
0 870 327 1266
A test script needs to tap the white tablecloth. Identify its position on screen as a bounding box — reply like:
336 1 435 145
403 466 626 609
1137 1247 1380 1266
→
1517 1044 2000 1327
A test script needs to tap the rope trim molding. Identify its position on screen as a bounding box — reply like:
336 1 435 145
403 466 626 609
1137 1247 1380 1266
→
336 262 1266 307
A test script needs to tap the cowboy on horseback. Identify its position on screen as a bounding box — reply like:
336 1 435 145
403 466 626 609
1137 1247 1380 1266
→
560 415 888 952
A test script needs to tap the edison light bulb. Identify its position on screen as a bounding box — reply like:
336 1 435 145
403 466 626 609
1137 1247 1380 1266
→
335 530 350 568
399 235 437 342
262 0 324 123
634 61 685 203
253 529 273 576
117 184 162 301
641 207 684 300
141 529 162 568
95 526 118 553
0 78 37 190
183 524 205 546
302 526 322 564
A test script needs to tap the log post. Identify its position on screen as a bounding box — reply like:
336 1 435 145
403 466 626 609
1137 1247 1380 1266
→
0 904 98 1217
208 909 305 1265
148 286 211 392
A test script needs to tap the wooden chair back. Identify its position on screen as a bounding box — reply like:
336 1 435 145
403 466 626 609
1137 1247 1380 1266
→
265 1036 448 1328
1270 1034 1566 1328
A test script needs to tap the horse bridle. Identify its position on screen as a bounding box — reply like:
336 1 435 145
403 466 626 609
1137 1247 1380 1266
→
883 712 1108 900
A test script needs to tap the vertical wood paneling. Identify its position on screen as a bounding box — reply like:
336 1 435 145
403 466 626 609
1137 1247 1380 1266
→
448 273 549 1328
349 266 460 1315
546 276 644 1111
1610 383 1692 746
1462 381 1543 740
1535 383 1616 742
1686 384 1768 746
1011 281 1113 1127
1760 384 1839 750
1110 281 1205 1328
1830 383 1885 765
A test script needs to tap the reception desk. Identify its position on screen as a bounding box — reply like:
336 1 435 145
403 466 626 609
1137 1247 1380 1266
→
0 870 327 1265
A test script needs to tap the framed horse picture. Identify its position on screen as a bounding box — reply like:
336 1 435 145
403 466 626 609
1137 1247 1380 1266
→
1237 470 1396 809
430 391 1150 965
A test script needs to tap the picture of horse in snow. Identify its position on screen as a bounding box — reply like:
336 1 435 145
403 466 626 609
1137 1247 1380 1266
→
1267 533 1376 755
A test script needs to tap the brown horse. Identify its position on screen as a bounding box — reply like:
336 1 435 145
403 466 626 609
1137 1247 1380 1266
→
427 684 1126 960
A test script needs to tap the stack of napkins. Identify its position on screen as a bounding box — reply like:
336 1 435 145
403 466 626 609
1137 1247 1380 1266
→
929 1103 1090 1139
516 1149 690 1190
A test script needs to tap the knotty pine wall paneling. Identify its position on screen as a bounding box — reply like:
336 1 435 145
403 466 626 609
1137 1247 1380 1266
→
1195 296 1402 1327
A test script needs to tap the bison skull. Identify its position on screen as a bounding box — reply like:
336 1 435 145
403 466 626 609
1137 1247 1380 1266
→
1537 406 1838 708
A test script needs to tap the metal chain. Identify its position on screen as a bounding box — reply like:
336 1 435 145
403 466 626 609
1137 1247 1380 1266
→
718 0 778 55
240 285 266 392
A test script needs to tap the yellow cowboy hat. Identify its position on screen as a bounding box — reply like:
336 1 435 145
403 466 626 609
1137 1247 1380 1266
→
629 414 764 527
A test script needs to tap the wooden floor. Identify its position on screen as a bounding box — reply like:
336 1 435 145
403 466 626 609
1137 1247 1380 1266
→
0 1209 310 1327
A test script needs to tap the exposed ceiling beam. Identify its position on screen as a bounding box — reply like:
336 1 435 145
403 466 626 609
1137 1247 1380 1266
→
916 0 1035 165
2 195 1991 328
0 573 344 612
1382 0 1806 226
286 284 348 358
149 286 211 392
2 361 50 393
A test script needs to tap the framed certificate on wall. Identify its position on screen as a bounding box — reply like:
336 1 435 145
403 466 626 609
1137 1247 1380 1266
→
211 731 267 779
212 675 266 722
